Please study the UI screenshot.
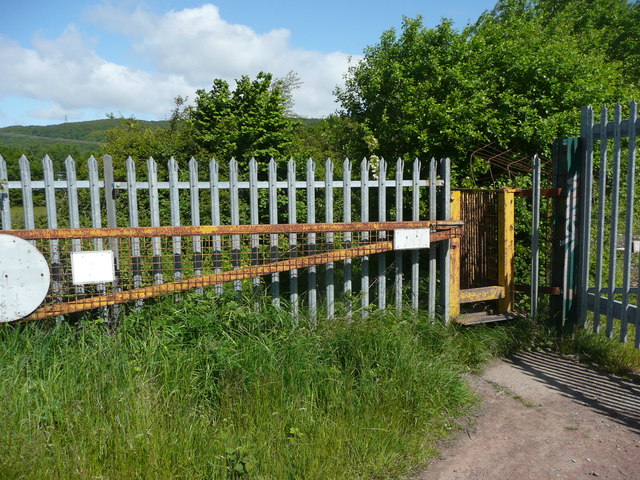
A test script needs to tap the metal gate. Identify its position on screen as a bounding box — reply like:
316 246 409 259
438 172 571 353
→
556 101 639 348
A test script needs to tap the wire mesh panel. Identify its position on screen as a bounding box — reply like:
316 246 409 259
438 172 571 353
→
2 221 461 321
458 190 499 290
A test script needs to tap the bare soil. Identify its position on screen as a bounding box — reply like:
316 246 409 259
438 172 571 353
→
420 351 640 480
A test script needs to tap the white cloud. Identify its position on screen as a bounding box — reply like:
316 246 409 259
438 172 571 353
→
87 3 356 116
0 3 357 125
0 26 192 118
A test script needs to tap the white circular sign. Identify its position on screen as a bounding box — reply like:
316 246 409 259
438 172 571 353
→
0 234 51 323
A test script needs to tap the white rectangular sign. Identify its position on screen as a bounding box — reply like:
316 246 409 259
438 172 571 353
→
71 250 115 285
393 228 430 250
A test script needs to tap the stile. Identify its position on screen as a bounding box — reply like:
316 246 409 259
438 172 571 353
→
249 158 261 290
209 158 223 294
620 101 637 343
269 158 280 304
428 157 437 315
592 106 608 332
229 158 242 292
343 158 353 318
0 155 10 230
325 158 335 318
411 158 421 310
19 156 35 231
377 157 387 309
189 158 203 294
395 158 404 312
287 159 299 316
307 158 317 323
605 104 623 337
361 158 370 317
147 157 163 285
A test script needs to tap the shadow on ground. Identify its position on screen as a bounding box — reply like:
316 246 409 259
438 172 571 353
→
506 351 640 433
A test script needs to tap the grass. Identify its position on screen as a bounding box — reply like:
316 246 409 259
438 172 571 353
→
9 205 47 229
557 324 640 378
0 292 525 480
1 292 638 479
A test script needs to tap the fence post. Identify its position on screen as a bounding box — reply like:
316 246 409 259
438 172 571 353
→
497 187 516 314
551 137 580 328
438 158 451 322
450 190 461 318
0 155 10 230
531 154 541 319
103 155 121 324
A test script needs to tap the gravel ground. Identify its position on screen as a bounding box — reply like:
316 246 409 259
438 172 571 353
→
420 351 640 480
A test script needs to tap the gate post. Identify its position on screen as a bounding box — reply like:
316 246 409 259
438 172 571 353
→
450 191 461 318
497 188 516 313
551 137 580 328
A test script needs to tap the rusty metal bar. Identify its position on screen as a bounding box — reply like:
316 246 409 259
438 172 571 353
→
1 221 462 242
514 188 563 197
515 285 561 296
25 241 395 320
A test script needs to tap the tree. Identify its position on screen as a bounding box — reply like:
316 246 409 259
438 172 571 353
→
336 2 638 175
190 72 297 170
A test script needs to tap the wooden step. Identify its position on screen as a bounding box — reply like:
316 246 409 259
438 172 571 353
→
455 312 520 325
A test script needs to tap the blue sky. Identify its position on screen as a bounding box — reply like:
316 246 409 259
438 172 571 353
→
0 1 496 127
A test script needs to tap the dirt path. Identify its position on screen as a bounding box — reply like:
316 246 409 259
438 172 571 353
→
420 351 640 480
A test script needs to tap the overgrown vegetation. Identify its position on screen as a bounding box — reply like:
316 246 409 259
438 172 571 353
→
0 292 523 480
2 291 637 479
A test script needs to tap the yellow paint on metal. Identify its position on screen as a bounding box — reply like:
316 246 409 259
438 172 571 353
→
459 285 506 304
498 188 516 313
450 191 462 318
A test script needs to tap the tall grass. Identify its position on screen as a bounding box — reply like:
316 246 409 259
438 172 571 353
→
0 292 522 479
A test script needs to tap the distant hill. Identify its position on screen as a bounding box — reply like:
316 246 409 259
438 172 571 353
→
0 116 321 151
0 118 170 149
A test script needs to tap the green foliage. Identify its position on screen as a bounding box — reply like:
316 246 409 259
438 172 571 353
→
190 72 297 171
337 2 638 172
100 98 199 178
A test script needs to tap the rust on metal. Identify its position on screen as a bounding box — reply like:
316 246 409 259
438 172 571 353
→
5 220 466 322
459 285 506 304
25 241 393 319
514 188 563 198
458 189 499 289
515 284 561 296
2 221 463 241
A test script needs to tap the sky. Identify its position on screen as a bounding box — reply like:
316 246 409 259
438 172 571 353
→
0 0 497 127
